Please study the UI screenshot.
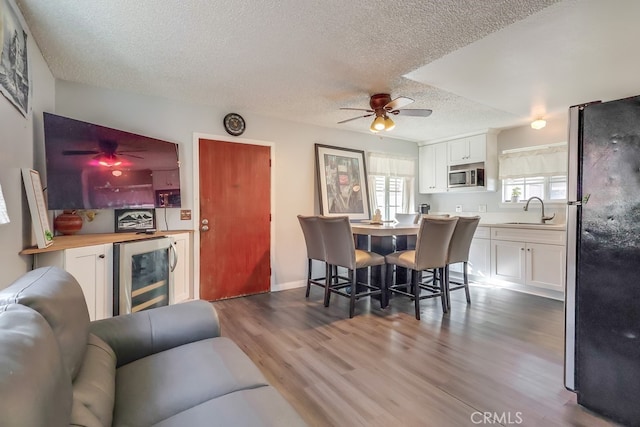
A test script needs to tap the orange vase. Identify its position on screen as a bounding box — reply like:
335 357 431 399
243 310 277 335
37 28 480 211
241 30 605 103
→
54 210 83 235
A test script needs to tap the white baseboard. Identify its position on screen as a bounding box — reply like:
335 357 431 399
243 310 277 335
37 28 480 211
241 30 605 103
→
271 280 306 292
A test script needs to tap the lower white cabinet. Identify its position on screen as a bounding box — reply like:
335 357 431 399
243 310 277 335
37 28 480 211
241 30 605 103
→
490 228 566 293
170 232 191 303
36 244 113 321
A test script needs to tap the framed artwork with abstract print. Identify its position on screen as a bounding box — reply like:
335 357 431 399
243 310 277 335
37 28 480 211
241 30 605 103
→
315 144 371 221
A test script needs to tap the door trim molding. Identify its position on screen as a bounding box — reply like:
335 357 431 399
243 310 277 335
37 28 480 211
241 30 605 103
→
192 132 276 300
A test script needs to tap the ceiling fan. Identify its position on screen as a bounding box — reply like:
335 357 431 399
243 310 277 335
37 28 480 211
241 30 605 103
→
338 93 433 132
62 139 145 167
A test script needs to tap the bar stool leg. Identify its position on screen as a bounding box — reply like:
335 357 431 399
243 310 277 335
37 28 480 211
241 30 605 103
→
306 258 312 298
463 261 471 304
324 263 332 307
413 270 421 320
349 272 357 318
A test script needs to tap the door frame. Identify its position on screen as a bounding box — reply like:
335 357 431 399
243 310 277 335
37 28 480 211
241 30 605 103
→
191 132 276 299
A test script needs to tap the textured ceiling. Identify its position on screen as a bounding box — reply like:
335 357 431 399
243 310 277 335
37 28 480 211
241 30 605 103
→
13 0 591 142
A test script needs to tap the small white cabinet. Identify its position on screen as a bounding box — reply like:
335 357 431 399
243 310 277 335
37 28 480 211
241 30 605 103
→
170 232 191 303
448 134 486 165
526 242 566 291
35 244 113 321
419 142 448 193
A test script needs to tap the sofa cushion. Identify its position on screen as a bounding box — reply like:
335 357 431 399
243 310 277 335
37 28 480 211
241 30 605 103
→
152 386 307 427
0 266 90 379
0 304 73 427
70 334 117 427
113 337 270 426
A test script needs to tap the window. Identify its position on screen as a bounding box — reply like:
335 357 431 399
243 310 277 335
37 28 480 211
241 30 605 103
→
368 153 415 221
372 175 405 220
499 143 567 204
502 176 567 202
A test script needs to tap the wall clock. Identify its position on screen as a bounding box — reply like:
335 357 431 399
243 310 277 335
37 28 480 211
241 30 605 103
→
223 113 246 136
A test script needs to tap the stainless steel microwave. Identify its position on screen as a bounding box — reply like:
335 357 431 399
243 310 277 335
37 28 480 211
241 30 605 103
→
448 168 484 188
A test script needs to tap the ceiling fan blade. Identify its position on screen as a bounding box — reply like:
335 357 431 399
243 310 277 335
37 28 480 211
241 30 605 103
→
391 109 433 117
337 113 374 124
62 150 99 155
121 153 145 159
339 107 374 112
384 96 414 111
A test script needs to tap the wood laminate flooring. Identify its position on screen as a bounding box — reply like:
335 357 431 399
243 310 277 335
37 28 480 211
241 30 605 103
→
212 285 620 427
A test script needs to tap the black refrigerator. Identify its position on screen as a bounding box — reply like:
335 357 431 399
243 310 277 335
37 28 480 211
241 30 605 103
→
565 95 640 426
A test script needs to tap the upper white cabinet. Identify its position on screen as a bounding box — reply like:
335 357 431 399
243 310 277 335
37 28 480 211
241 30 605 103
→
448 134 487 165
36 244 113 321
152 169 180 189
418 142 448 194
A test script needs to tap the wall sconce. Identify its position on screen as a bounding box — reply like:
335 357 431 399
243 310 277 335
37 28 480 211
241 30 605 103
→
531 118 547 130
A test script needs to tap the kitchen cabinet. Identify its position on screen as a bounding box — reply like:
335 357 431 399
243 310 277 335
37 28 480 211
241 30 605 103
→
448 134 486 165
152 169 180 189
35 244 113 321
490 227 565 292
449 226 491 280
419 142 448 193
170 232 191 303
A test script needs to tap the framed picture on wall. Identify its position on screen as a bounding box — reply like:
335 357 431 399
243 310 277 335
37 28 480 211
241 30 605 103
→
315 144 371 220
114 208 156 232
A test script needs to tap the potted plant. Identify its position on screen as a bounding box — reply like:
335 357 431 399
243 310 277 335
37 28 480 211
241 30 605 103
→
511 187 522 203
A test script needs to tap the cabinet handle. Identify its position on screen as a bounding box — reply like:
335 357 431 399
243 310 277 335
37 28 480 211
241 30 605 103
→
527 248 531 252
520 248 524 251
98 254 105 259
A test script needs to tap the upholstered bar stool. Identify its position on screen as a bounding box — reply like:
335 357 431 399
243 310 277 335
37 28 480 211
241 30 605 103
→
318 216 386 318
445 216 481 310
385 216 458 320
297 215 330 299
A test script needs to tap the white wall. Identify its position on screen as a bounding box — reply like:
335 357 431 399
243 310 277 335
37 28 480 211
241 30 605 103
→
54 81 419 291
419 115 569 222
0 1 55 288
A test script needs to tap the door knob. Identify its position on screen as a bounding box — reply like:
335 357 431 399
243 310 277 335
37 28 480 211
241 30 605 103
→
201 219 209 225
201 225 209 232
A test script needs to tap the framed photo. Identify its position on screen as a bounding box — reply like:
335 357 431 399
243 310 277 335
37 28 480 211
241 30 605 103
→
315 144 371 220
0 0 31 117
114 208 156 233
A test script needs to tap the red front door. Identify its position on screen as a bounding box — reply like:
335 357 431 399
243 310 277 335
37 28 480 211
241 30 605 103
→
198 139 271 301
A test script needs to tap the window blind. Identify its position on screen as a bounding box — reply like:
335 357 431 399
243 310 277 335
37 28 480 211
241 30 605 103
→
499 144 567 179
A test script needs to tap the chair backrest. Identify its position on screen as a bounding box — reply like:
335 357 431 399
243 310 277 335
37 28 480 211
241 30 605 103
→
318 216 356 270
395 213 420 225
414 217 459 270
448 216 481 264
297 215 325 261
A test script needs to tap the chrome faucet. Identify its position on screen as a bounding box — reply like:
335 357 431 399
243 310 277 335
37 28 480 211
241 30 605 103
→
523 196 555 224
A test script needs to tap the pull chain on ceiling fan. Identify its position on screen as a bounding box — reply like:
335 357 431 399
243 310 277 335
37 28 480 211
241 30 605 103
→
338 93 433 133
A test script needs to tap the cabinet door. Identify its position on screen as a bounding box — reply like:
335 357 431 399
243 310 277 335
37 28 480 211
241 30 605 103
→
448 139 469 165
466 134 486 163
419 144 436 193
419 143 448 193
64 244 111 321
433 143 448 191
468 238 491 280
526 243 565 291
171 233 191 303
491 239 525 284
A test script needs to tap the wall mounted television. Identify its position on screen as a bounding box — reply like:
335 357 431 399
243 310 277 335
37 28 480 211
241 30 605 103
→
43 112 181 210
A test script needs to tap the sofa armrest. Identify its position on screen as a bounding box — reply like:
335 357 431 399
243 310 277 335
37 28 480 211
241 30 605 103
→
89 300 220 367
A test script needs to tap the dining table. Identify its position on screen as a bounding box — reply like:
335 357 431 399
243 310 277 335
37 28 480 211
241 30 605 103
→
351 222 420 307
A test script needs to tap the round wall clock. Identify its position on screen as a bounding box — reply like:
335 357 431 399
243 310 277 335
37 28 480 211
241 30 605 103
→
223 113 246 136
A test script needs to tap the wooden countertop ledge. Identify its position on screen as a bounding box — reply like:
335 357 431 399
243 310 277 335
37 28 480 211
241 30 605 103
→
20 230 193 255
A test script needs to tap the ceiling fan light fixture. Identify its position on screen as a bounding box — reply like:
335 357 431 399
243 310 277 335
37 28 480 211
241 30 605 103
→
383 116 395 131
372 115 386 131
531 118 546 130
96 153 122 167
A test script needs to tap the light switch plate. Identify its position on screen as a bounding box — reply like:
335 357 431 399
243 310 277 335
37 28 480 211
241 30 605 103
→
455 205 462 213
478 204 487 213
180 210 192 220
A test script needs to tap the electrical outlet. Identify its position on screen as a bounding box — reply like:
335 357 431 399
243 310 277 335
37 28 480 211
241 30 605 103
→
478 204 487 213
455 205 462 213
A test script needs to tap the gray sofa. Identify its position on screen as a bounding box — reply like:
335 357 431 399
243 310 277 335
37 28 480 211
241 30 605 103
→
0 266 306 427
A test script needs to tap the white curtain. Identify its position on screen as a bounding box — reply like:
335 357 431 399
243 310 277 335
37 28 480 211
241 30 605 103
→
367 152 416 213
499 144 567 179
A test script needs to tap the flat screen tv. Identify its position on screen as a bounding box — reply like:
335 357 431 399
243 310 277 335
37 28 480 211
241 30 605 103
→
43 112 181 210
